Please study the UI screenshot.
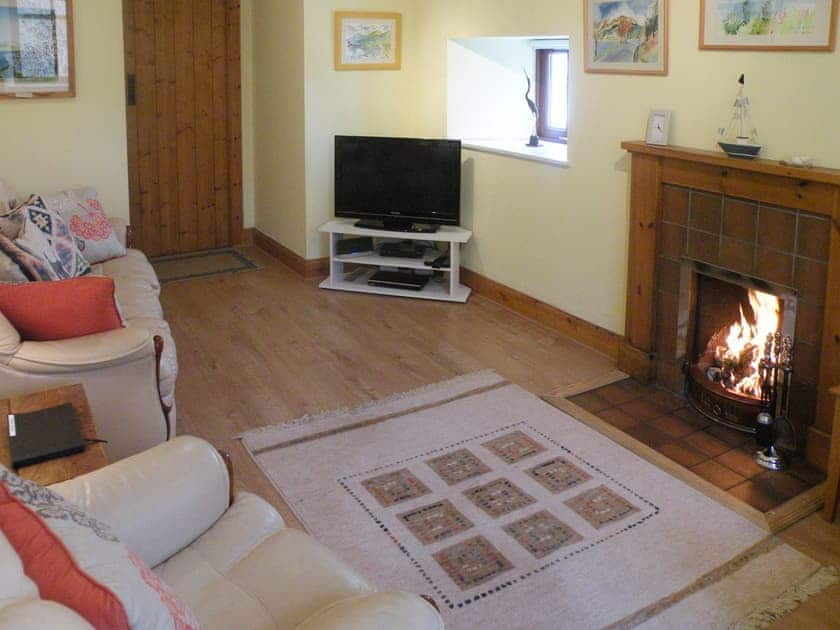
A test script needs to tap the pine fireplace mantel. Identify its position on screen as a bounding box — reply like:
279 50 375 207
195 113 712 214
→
620 141 840 471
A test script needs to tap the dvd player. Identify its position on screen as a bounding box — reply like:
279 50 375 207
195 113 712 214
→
368 270 429 291
379 241 427 258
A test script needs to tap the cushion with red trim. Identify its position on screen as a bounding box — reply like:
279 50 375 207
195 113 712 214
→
42 188 126 264
0 276 124 341
0 467 198 630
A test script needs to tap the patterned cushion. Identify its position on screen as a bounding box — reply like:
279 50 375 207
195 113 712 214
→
0 248 27 283
0 467 199 630
43 189 126 264
0 182 22 241
0 179 18 217
0 196 91 281
0 225 61 282
0 208 23 241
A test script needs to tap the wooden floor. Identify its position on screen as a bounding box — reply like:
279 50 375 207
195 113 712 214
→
161 246 840 629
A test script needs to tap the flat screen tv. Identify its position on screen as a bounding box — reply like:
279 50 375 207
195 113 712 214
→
335 135 461 231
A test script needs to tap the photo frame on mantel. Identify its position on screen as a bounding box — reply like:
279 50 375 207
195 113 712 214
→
700 0 838 51
584 0 668 75
0 0 75 98
334 11 402 71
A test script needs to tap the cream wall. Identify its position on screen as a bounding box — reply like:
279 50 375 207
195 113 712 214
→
251 0 308 255
0 0 130 219
409 0 840 334
302 0 422 258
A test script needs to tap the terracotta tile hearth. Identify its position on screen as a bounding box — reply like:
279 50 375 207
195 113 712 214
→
569 380 825 513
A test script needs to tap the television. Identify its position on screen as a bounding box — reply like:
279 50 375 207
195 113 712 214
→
334 135 461 231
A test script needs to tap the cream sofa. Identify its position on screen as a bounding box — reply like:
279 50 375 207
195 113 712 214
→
0 219 177 461
34 436 443 629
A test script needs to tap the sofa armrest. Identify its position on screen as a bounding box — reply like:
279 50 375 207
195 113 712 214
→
4 327 154 374
107 216 131 248
51 436 230 568
296 592 444 630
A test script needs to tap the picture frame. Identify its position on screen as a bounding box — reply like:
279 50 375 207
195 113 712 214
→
700 0 838 51
0 0 75 98
334 11 402 71
645 110 672 146
584 0 668 75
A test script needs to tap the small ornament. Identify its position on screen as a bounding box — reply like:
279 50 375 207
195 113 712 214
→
524 69 541 148
717 74 762 159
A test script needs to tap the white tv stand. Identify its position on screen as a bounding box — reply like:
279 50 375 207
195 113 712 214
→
318 219 472 303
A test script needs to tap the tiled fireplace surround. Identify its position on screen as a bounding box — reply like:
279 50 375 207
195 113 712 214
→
654 185 831 441
619 142 840 474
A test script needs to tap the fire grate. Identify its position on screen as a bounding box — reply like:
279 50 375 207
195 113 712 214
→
677 260 797 439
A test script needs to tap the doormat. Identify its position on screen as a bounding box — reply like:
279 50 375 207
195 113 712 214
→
151 248 258 284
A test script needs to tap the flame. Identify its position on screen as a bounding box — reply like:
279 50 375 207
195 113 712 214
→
711 289 780 398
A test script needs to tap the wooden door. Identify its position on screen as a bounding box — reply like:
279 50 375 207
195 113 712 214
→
123 0 242 256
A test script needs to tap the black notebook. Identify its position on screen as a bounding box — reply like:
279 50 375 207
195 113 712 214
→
8 403 85 468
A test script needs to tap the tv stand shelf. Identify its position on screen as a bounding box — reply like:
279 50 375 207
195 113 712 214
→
318 219 472 303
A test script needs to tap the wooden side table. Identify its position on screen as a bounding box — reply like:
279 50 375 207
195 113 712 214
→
0 385 109 486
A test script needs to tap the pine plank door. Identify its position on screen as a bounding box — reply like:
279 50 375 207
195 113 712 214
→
123 0 242 256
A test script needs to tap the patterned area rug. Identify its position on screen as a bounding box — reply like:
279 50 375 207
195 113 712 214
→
151 248 258 284
239 371 835 629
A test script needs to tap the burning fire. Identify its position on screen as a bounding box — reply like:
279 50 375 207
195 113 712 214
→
703 289 781 399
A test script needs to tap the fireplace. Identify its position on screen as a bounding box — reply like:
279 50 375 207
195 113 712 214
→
648 182 832 460
619 142 839 477
677 260 798 440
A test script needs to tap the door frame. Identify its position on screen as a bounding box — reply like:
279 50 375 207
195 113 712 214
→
122 0 243 255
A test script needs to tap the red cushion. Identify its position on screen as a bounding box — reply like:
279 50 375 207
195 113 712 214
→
0 277 123 341
0 482 131 628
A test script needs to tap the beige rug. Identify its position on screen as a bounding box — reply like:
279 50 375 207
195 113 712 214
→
151 248 258 284
240 371 836 629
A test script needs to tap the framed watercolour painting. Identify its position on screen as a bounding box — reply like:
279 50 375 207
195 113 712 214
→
700 0 838 50
334 11 402 71
584 0 668 75
0 0 74 98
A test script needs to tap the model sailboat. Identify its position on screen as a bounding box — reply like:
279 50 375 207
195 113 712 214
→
718 74 762 160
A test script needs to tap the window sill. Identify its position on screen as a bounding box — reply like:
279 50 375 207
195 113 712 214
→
462 139 569 167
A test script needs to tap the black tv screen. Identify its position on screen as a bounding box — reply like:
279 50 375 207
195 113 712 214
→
335 136 461 227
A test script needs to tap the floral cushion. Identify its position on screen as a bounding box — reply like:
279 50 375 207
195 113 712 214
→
0 466 199 630
0 196 91 281
43 188 126 264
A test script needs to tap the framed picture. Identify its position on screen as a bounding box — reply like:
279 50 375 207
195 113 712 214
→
645 110 672 145
700 0 838 51
584 0 668 75
0 0 75 98
334 11 402 71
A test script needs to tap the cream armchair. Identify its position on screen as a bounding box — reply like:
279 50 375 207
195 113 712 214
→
0 218 176 461
52 436 445 630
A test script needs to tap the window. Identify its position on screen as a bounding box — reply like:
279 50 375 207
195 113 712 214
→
536 49 569 143
446 36 570 166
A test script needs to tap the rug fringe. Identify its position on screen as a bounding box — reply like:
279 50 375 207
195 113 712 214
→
236 369 505 441
729 565 840 629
